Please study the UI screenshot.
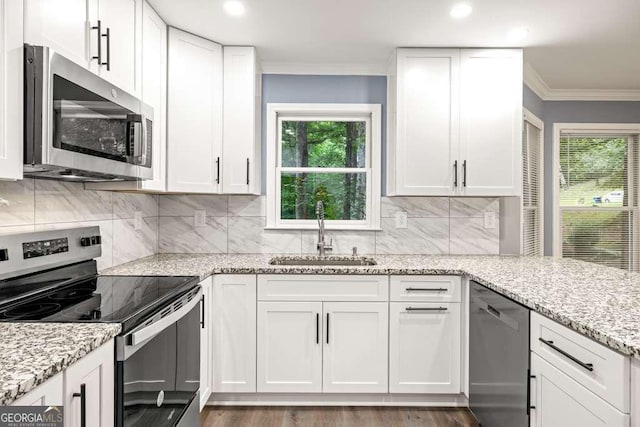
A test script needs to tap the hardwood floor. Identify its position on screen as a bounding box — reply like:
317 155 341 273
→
200 406 479 427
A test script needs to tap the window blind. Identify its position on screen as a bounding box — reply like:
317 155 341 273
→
523 120 543 256
559 133 639 271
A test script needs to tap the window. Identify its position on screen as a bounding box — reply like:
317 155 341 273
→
266 104 381 229
523 110 544 256
554 124 640 271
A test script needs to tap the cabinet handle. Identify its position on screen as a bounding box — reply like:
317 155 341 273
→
405 287 448 292
72 383 86 427
453 160 458 187
101 27 111 71
326 313 330 344
527 371 536 414
90 20 102 63
246 158 250 185
462 160 467 187
216 157 220 184
200 295 205 329
539 338 594 372
406 306 447 312
316 313 319 344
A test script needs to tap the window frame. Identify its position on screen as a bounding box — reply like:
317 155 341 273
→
522 109 544 256
552 123 640 269
266 103 382 230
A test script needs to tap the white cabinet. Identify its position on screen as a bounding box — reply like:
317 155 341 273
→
257 301 323 393
530 353 629 427
12 373 63 406
212 274 256 393
222 46 261 194
389 302 461 394
459 49 523 196
388 48 522 196
167 28 223 193
64 340 114 427
0 0 23 180
199 277 213 409
323 302 388 393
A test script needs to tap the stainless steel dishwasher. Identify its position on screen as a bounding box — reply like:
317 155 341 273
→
469 281 530 427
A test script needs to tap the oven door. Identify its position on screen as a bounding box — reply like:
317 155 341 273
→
115 286 202 427
24 45 153 180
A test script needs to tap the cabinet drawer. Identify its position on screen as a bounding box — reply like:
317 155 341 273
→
530 312 630 413
390 276 461 302
257 275 388 301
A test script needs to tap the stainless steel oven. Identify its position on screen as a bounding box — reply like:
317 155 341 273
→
116 285 202 427
24 44 153 182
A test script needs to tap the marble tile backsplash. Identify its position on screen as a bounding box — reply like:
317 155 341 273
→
0 179 158 271
157 195 500 255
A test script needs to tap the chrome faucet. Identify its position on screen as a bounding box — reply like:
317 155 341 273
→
315 201 332 256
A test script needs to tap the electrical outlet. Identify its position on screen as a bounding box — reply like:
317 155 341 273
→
395 211 408 229
194 210 207 227
134 211 143 231
484 211 497 229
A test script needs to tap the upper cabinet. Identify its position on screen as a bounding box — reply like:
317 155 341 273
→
0 0 23 180
167 27 223 193
24 0 141 95
388 48 523 197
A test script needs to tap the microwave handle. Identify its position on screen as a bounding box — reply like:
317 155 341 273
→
139 117 149 167
126 114 145 165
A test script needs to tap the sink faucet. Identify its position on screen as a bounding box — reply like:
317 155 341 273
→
315 201 332 256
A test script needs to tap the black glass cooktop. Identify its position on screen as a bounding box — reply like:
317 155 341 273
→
0 263 198 333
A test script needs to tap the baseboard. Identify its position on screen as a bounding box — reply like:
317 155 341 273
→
207 392 468 407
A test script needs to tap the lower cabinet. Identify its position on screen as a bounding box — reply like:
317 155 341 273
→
530 353 629 427
64 340 115 427
389 302 461 394
199 277 213 409
11 372 63 406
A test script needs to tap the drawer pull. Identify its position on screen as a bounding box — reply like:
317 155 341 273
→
406 287 448 292
406 306 447 312
539 338 594 372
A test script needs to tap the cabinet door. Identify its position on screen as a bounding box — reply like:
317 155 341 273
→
389 302 461 394
0 0 23 180
531 354 629 427
257 302 323 393
212 275 256 392
167 28 223 193
323 302 388 393
12 373 63 406
64 340 114 427
199 277 213 409
393 48 459 196
98 0 141 95
140 1 167 191
24 0 91 69
459 49 523 196
222 46 259 194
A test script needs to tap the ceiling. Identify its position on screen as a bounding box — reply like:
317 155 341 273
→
149 0 640 91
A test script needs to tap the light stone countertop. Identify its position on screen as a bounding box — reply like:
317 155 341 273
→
0 323 121 406
103 253 640 360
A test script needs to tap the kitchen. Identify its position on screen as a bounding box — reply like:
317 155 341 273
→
0 0 639 426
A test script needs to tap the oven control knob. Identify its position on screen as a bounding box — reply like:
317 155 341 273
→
93 235 102 245
80 237 92 247
0 248 8 261
156 390 164 407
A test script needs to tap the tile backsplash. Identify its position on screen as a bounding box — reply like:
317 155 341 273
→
0 179 158 271
157 195 500 255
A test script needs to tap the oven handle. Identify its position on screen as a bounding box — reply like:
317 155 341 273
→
127 287 202 347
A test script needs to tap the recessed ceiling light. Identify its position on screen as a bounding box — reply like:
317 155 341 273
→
450 3 472 19
223 0 246 16
507 27 530 42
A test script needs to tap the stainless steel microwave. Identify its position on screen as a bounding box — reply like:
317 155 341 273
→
24 44 153 182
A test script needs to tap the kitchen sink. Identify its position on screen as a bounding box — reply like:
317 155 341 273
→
268 256 377 266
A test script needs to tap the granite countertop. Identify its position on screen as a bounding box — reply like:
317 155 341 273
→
104 253 640 360
0 323 121 405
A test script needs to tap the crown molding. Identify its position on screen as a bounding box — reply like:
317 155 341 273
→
260 61 387 76
524 62 640 101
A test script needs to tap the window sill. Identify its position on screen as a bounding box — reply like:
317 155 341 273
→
264 226 381 232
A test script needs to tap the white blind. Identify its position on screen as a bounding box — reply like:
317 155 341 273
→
559 133 639 271
523 120 543 256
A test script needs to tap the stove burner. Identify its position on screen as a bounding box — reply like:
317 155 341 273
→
48 288 95 302
4 303 62 320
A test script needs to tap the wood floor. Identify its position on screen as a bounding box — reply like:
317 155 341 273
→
200 406 479 427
